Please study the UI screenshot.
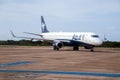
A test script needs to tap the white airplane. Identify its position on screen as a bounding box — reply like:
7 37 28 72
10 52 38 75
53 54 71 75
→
11 16 103 51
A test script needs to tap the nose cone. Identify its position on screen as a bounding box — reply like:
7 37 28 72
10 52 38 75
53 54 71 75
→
94 39 103 46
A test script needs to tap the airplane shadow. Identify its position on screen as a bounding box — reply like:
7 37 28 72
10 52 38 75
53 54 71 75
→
59 48 116 53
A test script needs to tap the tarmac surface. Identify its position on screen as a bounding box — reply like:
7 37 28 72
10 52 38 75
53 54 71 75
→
0 46 120 80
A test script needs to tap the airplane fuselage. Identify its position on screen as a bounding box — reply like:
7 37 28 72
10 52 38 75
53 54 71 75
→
42 32 102 46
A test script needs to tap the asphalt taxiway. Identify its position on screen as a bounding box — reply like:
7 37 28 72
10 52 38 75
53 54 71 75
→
0 46 120 80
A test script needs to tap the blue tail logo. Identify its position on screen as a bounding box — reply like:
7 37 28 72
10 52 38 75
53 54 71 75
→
41 16 49 33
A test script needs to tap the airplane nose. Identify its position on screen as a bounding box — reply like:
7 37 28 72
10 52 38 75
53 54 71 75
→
96 39 103 46
98 39 103 45
92 39 103 46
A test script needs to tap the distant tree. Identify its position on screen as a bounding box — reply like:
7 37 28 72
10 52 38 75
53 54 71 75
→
0 40 120 47
101 41 120 48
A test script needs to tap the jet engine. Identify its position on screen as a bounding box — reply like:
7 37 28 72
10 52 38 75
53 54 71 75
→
55 42 63 48
53 40 63 48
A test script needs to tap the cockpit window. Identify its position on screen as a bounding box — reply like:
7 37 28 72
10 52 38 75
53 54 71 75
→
91 35 99 38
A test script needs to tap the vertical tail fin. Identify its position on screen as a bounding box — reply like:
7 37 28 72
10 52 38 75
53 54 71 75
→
41 16 49 33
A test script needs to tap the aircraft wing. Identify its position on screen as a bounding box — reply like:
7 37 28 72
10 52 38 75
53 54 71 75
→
55 39 71 43
23 32 43 37
10 31 43 41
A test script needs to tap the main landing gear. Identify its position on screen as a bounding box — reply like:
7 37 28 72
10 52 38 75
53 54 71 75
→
90 48 94 52
53 46 59 50
73 46 79 51
53 45 94 52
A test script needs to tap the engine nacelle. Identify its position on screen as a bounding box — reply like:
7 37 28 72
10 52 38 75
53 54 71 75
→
53 41 63 48
56 42 63 48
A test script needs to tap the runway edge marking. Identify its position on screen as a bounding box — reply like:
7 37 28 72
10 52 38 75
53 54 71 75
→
0 70 120 78
0 61 34 68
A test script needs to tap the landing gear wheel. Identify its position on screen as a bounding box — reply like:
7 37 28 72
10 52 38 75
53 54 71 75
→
53 46 59 51
90 48 94 52
73 46 79 51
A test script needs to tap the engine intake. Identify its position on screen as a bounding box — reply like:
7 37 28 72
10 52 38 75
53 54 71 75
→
53 41 63 48
56 42 63 48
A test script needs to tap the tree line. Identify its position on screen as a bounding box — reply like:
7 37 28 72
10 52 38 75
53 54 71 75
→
101 41 120 48
0 40 120 48
0 40 51 46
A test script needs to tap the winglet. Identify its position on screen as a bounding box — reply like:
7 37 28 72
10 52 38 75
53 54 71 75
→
10 30 16 37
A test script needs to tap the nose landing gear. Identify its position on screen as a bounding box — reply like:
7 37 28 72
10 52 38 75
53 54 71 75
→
84 46 94 52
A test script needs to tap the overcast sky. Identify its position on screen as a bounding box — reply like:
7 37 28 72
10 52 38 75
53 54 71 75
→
0 0 120 41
